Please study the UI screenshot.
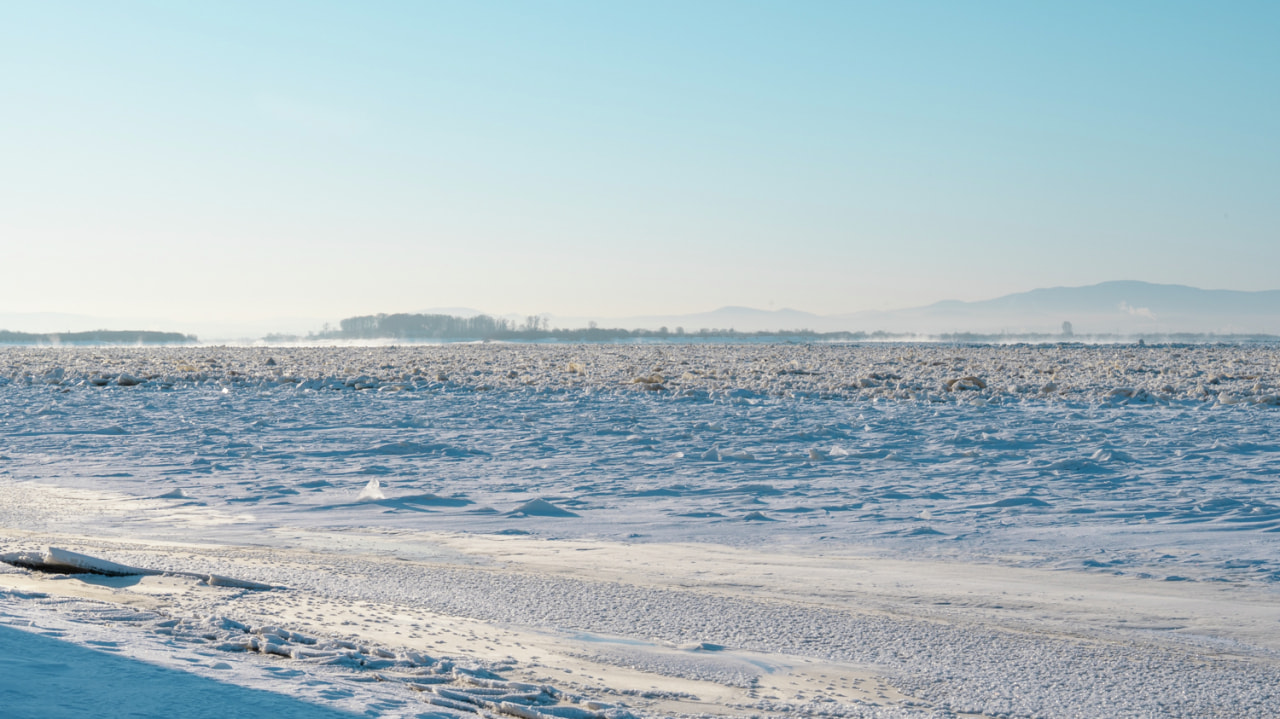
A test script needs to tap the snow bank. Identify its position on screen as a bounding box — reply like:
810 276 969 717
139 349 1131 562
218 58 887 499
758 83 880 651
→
1 547 272 590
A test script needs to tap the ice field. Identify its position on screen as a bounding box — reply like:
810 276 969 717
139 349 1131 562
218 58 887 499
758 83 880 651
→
2 344 1279 717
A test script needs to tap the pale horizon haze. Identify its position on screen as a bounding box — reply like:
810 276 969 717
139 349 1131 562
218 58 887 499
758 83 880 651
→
2 2 1278 331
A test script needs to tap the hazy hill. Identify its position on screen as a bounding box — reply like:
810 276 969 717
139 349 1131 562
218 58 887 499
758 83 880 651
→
839 281 1280 335
606 306 829 333
6 281 1278 341
0 312 326 343
545 282 1280 335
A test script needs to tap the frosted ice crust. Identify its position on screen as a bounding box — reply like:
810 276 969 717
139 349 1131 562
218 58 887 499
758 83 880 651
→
2 343 1277 406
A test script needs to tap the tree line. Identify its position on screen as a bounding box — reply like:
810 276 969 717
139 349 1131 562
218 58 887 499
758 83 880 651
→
311 312 894 342
310 313 1280 344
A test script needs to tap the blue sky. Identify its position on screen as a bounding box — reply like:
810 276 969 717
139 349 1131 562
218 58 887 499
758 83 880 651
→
2 1 1277 326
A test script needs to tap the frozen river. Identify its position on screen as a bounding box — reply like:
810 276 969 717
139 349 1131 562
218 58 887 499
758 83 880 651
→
3 344 1279 717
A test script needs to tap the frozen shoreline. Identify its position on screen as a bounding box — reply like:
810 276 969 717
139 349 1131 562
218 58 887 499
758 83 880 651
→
3 524 1279 717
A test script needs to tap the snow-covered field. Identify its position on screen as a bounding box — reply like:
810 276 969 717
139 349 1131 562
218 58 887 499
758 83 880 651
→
2 344 1279 717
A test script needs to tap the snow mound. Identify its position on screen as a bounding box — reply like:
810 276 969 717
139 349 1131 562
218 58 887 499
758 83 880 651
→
356 478 386 502
509 498 580 518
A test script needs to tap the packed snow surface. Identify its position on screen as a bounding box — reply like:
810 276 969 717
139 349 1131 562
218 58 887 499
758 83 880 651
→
2 344 1279 717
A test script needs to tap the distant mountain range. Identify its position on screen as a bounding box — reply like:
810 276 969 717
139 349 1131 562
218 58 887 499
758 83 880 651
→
542 281 1280 335
4 282 1278 341
838 281 1280 335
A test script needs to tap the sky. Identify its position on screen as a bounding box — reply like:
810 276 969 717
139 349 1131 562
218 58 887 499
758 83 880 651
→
2 1 1278 331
